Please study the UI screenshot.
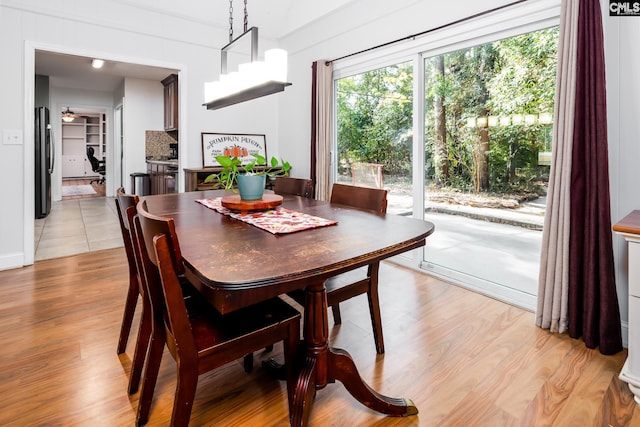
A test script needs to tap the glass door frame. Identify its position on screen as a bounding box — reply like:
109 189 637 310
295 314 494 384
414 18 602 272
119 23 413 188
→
330 1 560 311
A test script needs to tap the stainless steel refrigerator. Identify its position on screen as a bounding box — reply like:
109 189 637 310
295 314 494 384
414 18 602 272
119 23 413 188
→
35 106 54 219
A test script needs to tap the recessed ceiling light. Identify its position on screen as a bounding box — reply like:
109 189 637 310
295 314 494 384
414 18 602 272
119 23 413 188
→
92 59 104 69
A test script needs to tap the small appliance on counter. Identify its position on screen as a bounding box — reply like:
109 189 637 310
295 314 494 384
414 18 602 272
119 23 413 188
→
169 143 178 160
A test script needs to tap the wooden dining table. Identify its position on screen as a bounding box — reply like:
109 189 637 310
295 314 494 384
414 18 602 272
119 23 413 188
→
141 189 435 426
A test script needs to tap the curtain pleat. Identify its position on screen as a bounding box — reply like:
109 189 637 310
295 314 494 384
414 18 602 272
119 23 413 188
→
537 0 622 355
536 0 578 334
567 0 622 355
312 60 333 201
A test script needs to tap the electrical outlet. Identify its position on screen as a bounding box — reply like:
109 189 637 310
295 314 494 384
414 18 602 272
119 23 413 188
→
3 129 23 145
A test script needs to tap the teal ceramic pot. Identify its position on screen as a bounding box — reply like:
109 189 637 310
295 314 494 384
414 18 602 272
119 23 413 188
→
236 174 266 200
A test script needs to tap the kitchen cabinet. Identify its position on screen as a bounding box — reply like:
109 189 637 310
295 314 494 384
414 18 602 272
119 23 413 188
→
162 74 178 132
147 160 177 195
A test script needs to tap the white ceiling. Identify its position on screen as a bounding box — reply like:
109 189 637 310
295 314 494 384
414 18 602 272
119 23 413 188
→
115 0 356 39
35 0 357 93
35 50 178 93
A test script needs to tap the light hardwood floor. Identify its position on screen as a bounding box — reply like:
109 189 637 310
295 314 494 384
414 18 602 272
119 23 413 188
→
0 248 637 426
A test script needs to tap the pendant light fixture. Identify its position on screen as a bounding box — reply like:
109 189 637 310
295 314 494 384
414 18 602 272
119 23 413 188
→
61 107 75 123
203 0 291 110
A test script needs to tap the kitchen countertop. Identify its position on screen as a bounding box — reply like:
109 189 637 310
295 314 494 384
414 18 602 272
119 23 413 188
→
146 158 179 166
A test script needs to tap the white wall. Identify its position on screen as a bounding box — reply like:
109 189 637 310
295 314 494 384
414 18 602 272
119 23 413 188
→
606 13 640 339
121 78 163 194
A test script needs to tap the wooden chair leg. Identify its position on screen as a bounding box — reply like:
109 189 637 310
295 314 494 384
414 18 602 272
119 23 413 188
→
171 367 199 427
284 316 301 418
331 304 342 325
128 305 151 394
244 344 274 373
367 263 384 354
243 353 253 373
117 280 138 354
136 329 165 426
367 290 384 354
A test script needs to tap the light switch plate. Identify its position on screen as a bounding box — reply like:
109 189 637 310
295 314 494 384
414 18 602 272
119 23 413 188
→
3 129 23 145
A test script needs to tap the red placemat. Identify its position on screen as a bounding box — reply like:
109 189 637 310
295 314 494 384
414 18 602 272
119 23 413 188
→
196 197 338 234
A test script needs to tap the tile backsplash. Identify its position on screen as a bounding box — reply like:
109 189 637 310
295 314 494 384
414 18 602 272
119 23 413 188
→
145 130 178 159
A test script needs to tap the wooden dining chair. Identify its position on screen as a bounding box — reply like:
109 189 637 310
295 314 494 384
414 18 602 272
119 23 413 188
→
290 183 388 354
329 184 387 354
115 187 139 356
273 176 313 198
134 200 301 426
120 202 154 395
116 188 158 395
117 190 200 395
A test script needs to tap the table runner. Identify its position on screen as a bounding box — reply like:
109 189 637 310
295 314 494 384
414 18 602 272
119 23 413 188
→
195 197 337 234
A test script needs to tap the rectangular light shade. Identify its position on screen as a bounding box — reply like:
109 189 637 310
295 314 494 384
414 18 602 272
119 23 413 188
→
204 81 292 110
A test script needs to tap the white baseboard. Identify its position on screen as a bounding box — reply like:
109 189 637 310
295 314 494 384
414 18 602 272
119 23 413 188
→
0 252 25 271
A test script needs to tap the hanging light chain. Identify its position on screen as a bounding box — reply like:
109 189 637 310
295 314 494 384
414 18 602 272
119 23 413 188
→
228 0 234 42
243 0 248 32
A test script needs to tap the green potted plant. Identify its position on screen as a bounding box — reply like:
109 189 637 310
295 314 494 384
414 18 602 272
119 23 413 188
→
204 154 291 200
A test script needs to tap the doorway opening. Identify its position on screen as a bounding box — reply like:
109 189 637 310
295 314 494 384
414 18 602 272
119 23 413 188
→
60 107 107 200
29 47 180 263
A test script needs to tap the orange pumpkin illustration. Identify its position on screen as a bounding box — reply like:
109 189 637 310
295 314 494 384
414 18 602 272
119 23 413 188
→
231 145 242 157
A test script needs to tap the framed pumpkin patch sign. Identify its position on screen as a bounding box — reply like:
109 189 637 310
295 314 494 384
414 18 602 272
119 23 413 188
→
201 132 267 167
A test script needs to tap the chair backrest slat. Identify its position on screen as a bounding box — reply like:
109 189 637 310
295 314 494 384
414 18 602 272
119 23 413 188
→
133 201 196 356
274 177 313 198
330 183 387 214
136 200 184 275
115 188 140 279
116 187 139 233
152 233 197 356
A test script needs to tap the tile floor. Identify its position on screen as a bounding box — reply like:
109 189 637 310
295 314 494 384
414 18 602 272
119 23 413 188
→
34 180 122 261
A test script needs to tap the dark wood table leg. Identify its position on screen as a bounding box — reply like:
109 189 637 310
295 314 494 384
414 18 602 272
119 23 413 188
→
290 279 418 426
290 355 317 427
328 347 418 416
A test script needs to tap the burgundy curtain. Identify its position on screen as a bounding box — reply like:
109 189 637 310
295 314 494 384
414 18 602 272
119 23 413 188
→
568 0 622 355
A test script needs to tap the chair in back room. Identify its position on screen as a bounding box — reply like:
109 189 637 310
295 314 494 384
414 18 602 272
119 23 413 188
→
86 146 105 185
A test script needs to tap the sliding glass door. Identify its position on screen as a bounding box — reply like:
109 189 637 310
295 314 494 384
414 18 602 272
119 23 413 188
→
421 28 557 307
335 61 414 215
334 25 559 309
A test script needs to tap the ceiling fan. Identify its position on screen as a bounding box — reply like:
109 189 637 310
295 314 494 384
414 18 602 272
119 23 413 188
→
61 107 75 122
61 107 92 122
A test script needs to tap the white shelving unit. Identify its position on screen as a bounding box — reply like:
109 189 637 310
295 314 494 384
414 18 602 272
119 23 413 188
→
61 113 106 178
614 211 640 405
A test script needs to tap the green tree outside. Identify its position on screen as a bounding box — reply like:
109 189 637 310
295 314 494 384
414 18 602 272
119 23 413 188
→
336 26 559 200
